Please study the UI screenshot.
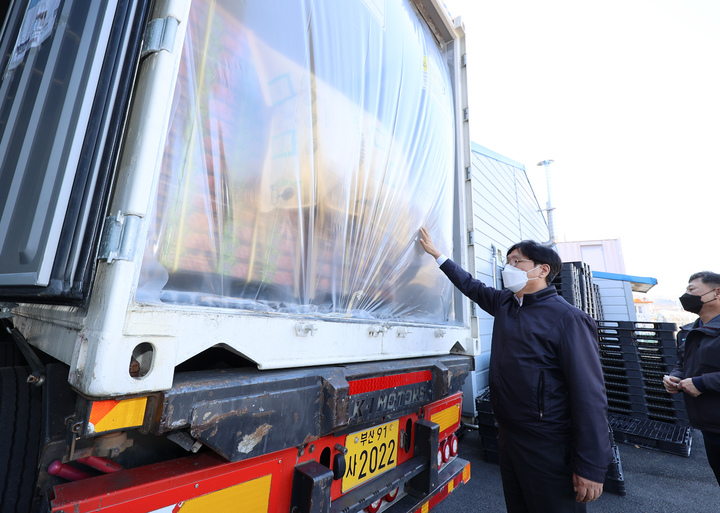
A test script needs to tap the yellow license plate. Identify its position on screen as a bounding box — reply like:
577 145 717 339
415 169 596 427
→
342 420 399 493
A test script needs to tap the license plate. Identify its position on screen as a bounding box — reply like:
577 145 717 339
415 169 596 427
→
342 420 399 493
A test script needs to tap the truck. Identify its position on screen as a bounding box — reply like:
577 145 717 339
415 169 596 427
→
0 0 476 511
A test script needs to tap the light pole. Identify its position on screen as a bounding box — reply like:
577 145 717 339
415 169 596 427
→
536 159 556 247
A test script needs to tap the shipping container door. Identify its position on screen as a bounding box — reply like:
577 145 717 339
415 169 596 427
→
0 0 146 301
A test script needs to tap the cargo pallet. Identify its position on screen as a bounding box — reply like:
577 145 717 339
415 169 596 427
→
608 413 692 457
597 321 689 426
551 262 602 320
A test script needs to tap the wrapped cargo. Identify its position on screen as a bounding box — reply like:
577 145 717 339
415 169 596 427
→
138 0 458 324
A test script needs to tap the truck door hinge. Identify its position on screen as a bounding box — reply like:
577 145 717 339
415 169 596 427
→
461 53 467 68
98 212 142 264
468 230 475 246
141 16 179 59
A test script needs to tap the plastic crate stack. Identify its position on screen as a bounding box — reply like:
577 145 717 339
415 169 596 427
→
474 387 626 494
597 321 688 425
552 263 582 310
475 387 498 464
593 283 604 320
552 262 603 320
608 415 692 457
575 262 600 320
598 321 692 457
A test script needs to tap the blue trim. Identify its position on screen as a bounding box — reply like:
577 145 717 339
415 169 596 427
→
471 142 526 171
593 271 657 285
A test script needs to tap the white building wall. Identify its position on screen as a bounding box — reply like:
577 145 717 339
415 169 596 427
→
595 277 636 321
556 239 626 274
462 143 549 416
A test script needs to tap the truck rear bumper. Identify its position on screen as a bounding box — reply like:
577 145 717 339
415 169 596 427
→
389 457 470 513
50 451 470 513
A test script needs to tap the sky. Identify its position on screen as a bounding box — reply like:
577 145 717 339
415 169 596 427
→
441 0 720 300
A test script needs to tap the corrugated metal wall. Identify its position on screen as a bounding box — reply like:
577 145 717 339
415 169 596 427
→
594 278 636 322
461 143 549 416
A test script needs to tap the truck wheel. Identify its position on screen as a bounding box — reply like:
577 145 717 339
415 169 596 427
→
0 367 43 512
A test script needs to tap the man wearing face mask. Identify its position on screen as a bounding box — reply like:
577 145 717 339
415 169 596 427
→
418 228 610 513
664 271 720 485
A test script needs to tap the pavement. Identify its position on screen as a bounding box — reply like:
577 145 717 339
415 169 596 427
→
433 427 718 513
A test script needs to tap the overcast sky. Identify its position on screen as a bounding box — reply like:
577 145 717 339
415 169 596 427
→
442 0 720 300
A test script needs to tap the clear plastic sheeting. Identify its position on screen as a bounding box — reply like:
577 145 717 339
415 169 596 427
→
138 0 457 324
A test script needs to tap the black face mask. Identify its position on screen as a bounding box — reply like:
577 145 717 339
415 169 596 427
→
679 290 717 314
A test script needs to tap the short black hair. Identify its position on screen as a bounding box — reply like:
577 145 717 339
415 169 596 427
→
507 240 563 284
688 271 720 288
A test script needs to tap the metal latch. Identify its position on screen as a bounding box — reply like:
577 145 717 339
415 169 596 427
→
0 302 16 319
98 212 142 263
369 325 388 337
295 322 318 337
141 16 179 59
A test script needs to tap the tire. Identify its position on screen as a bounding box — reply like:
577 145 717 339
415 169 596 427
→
0 367 43 513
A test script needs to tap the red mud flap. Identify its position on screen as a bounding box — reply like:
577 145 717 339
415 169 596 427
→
390 457 470 513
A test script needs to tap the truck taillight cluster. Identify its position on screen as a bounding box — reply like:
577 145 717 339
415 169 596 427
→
437 434 459 469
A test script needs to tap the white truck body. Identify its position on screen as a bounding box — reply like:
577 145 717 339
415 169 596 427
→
1 0 476 397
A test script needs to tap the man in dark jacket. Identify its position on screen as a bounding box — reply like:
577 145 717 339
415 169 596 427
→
419 228 610 512
664 271 720 484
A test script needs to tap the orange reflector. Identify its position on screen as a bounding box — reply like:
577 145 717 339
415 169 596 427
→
430 404 459 433
89 397 147 433
177 474 271 512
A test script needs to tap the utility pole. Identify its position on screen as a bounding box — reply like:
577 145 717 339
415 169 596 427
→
537 159 556 247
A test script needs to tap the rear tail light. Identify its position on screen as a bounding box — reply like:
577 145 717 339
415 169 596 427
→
385 487 399 502
442 438 452 462
365 498 383 513
448 434 459 457
437 443 445 468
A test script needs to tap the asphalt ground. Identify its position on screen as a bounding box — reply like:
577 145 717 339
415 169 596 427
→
433 428 718 513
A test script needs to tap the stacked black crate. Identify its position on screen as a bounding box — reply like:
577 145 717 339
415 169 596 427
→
596 326 649 418
598 321 692 457
608 415 692 457
475 387 498 463
598 321 688 426
593 283 604 321
554 262 603 319
572 262 593 317
552 263 582 309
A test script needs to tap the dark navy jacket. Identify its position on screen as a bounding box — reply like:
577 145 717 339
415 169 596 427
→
671 315 720 434
440 258 611 482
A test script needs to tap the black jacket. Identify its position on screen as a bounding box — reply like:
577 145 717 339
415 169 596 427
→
440 258 611 482
671 315 720 434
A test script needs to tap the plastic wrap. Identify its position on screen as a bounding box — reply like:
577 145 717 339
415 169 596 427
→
138 0 457 324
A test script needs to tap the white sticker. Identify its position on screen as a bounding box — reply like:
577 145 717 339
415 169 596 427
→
7 0 62 71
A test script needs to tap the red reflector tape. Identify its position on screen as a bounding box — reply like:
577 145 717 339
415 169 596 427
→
348 370 432 395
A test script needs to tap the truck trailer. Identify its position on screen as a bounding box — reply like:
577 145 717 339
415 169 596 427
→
0 0 477 511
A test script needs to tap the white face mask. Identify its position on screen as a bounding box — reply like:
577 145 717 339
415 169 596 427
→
501 264 541 293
